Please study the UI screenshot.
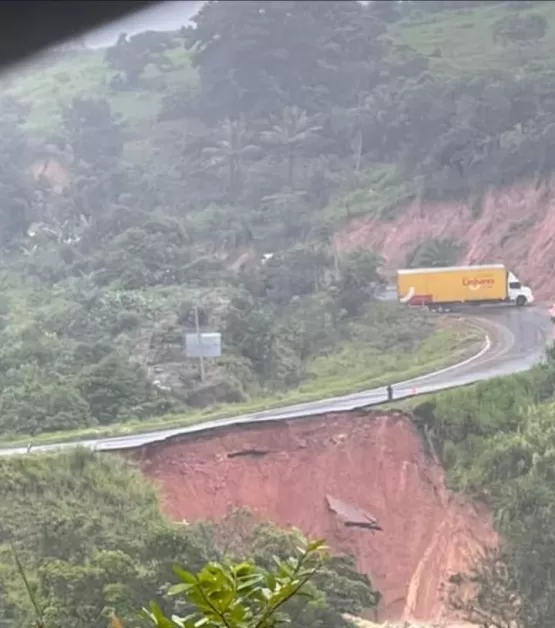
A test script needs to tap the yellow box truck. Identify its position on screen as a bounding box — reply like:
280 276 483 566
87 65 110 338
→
396 264 534 310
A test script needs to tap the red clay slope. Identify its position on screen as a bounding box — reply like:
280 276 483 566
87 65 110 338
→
335 180 555 300
132 411 496 623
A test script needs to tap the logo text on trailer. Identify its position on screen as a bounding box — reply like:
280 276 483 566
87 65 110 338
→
462 277 495 288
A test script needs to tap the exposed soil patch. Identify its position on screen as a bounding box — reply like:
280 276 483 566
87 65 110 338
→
334 179 555 300
130 410 496 623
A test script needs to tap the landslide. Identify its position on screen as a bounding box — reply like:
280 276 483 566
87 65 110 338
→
133 410 496 623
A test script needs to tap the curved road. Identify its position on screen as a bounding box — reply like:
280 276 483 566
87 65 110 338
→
0 304 552 456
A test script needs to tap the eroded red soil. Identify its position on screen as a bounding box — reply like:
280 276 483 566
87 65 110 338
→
132 411 495 623
335 179 555 300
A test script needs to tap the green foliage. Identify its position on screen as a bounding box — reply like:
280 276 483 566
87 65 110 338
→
405 237 464 268
416 360 554 494
406 345 555 627
0 450 194 628
0 454 377 628
177 508 380 624
0 279 180 437
105 32 176 89
442 389 555 627
61 97 127 169
259 106 323 190
145 535 328 628
185 1 386 122
333 250 385 317
90 215 192 289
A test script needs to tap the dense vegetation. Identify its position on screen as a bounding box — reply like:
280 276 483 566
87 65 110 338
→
0 451 378 628
0 0 521 442
407 346 555 627
143 535 336 628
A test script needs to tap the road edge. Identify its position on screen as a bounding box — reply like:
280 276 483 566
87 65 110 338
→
0 318 493 456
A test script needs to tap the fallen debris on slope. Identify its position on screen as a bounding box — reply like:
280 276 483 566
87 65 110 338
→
131 410 496 623
327 495 383 531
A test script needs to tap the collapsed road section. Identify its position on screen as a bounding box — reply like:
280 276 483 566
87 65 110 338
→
129 409 497 623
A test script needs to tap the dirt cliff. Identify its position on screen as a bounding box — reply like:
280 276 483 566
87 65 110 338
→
335 180 555 300
133 410 496 623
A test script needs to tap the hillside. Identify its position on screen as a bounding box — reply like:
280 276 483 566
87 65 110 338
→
4 0 555 444
1 1 530 443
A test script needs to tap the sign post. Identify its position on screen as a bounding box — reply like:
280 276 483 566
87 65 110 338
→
195 305 205 382
185 306 222 383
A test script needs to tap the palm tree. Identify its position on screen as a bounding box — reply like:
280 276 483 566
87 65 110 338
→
331 94 373 172
202 118 259 199
260 106 322 189
305 222 339 278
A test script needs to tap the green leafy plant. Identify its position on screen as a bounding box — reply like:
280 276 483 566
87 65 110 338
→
145 534 327 628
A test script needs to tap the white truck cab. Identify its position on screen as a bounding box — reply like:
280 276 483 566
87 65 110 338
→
507 271 534 306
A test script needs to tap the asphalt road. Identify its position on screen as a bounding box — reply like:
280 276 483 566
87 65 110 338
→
0 304 552 457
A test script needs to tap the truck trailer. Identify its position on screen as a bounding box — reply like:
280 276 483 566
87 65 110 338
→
396 264 534 310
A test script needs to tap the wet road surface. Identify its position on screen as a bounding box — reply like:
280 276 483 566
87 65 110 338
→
0 303 552 456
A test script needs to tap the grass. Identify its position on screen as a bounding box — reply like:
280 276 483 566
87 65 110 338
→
389 1 555 78
3 45 196 133
299 318 481 396
0 317 484 449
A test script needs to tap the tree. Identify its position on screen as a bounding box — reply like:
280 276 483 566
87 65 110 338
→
224 294 277 380
334 250 384 317
258 244 332 304
260 106 322 189
202 118 260 199
448 496 555 628
61 97 127 170
186 1 386 122
0 118 37 247
144 534 328 628
105 31 175 89
305 222 339 277
1 450 207 628
406 237 464 268
258 190 314 247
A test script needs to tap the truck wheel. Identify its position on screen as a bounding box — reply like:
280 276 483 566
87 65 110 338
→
516 295 527 307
